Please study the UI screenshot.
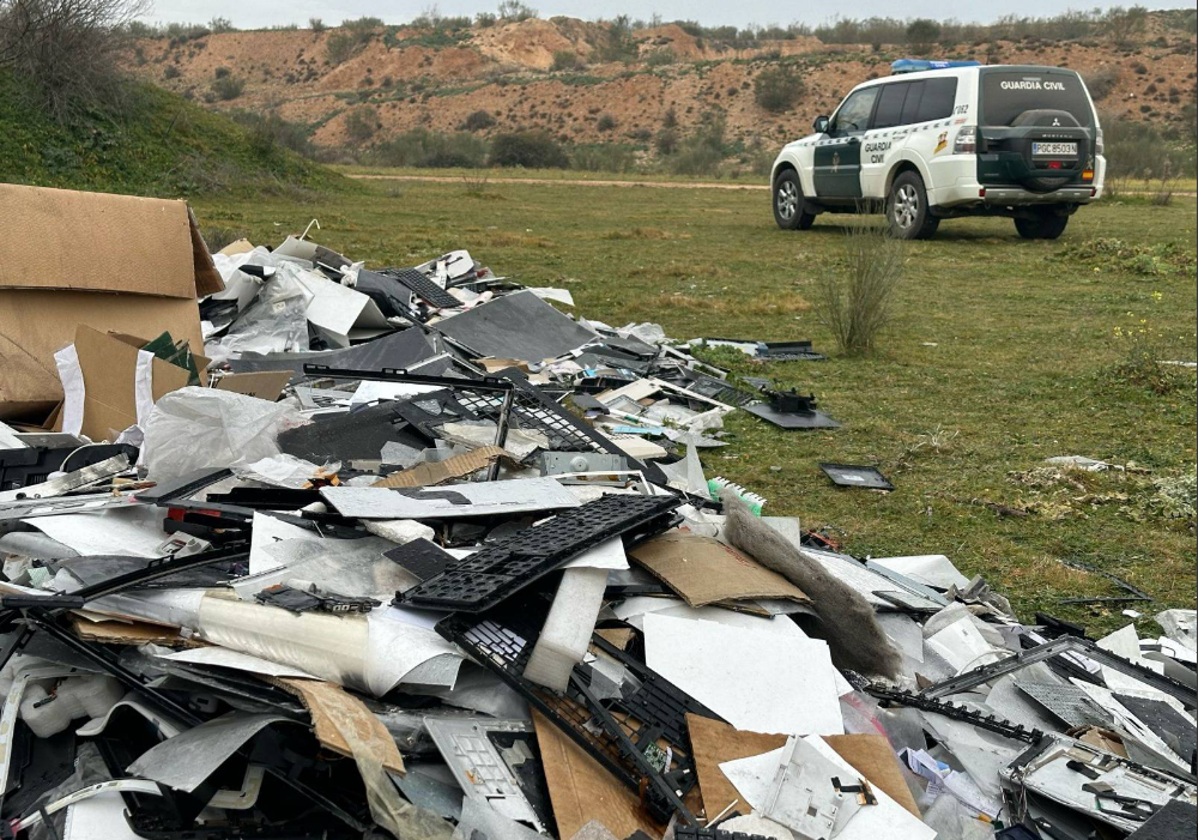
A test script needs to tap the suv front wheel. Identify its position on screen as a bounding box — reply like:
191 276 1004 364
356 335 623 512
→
887 171 940 240
773 169 816 231
1014 209 1070 240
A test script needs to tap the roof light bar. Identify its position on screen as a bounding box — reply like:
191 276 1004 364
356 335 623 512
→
891 59 981 75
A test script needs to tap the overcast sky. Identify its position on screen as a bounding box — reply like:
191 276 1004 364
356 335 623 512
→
145 1 1195 31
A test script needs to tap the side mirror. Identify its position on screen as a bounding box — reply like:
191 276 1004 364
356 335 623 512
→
813 115 831 134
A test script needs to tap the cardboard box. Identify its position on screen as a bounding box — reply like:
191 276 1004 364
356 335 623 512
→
0 184 222 422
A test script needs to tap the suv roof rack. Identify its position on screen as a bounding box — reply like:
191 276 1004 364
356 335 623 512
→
891 58 980 75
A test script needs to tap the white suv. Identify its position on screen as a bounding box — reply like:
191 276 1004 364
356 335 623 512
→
770 61 1106 240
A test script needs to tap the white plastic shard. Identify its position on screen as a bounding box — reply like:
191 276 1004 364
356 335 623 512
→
561 536 628 570
719 746 786 810
803 736 936 840
642 613 843 735
320 477 580 520
127 712 299 792
523 567 608 691
868 554 971 590
24 506 168 559
248 511 318 574
153 647 321 680
294 269 391 347
924 617 1006 673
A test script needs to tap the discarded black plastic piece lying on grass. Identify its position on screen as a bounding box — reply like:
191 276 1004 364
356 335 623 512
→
819 463 893 491
692 338 826 362
757 341 827 362
860 682 1045 743
438 598 720 825
1057 558 1154 605
384 538 456 582
745 391 841 430
397 493 681 612
0 442 138 493
919 635 1197 709
255 584 381 615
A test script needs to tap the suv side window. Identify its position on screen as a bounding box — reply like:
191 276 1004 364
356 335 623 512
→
915 78 958 122
831 87 880 134
900 81 926 124
873 82 910 129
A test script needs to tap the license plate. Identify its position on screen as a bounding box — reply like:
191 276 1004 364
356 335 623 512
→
1032 142 1077 157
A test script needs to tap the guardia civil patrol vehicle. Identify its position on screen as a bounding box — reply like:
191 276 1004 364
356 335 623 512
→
770 60 1106 239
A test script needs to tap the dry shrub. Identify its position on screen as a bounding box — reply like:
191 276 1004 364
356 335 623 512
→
812 220 905 355
0 0 148 121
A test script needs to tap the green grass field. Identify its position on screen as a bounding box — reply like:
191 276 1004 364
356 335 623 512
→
193 181 1197 635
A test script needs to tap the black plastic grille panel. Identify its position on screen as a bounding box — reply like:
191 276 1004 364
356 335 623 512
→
397 493 680 611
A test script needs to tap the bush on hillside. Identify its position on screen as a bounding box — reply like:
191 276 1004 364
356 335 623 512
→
460 109 497 131
211 74 244 100
551 50 583 71
754 65 804 113
344 106 378 143
1083 67 1120 101
489 131 569 168
366 129 488 168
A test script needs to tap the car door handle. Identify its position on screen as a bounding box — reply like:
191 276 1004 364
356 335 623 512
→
846 136 861 145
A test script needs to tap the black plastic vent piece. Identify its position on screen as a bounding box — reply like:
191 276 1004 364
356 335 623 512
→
379 267 461 310
438 600 720 824
397 493 681 612
384 538 454 582
675 827 775 840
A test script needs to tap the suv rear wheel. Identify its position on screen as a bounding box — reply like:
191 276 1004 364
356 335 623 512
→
1014 210 1069 240
773 169 816 231
887 171 939 240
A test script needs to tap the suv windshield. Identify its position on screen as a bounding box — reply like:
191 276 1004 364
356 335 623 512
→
980 69 1094 127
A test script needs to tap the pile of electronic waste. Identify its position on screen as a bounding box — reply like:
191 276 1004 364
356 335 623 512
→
0 225 1193 840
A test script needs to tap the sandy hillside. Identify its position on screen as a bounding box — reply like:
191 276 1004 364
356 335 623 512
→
128 15 1198 151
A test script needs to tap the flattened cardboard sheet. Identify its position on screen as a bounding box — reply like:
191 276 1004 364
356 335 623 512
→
277 678 405 775
531 710 662 840
686 713 786 817
372 446 508 488
823 733 921 819
629 532 809 608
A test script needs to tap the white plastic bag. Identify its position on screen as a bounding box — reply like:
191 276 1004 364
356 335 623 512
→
142 387 307 482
